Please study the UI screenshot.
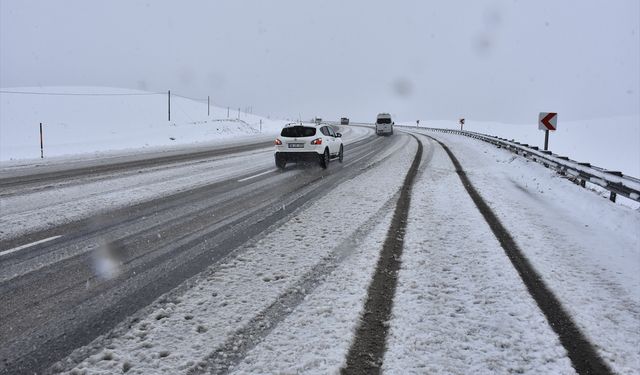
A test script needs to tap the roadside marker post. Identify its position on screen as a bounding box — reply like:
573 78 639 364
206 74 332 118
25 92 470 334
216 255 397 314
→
39 122 43 159
459 118 465 131
538 112 558 151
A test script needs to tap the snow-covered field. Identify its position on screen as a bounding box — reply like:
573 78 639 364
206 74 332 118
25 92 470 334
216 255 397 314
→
402 116 640 179
0 87 287 162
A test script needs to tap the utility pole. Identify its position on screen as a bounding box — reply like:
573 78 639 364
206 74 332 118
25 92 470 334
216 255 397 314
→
227 106 230 118
207 96 210 117
168 90 171 121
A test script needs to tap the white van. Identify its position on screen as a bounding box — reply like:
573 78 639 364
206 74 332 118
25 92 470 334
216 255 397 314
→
375 113 393 136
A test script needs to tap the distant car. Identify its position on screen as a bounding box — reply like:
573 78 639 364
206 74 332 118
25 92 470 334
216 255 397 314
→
314 117 322 124
375 113 393 136
275 123 344 169
340 117 349 125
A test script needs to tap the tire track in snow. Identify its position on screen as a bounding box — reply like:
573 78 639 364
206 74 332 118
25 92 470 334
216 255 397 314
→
342 134 423 374
189 191 400 375
426 134 613 375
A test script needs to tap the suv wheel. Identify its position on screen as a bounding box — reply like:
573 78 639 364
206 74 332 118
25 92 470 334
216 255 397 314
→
275 154 286 169
338 145 344 163
320 148 330 169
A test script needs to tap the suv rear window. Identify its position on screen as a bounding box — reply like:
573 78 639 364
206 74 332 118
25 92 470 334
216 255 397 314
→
281 126 316 137
377 118 391 124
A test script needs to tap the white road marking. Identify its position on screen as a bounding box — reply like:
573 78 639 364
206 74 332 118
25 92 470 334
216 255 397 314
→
238 169 275 182
0 235 63 257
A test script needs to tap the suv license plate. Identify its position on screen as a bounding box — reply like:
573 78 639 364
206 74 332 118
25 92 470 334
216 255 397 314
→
288 143 304 148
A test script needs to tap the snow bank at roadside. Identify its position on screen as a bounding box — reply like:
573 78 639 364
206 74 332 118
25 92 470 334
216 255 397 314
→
422 132 640 374
0 86 287 161
401 116 640 179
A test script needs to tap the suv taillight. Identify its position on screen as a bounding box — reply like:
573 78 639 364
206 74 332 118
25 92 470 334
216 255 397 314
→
275 139 282 145
311 138 322 145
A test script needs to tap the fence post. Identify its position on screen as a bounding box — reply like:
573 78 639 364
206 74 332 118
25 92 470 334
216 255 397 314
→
260 119 262 132
39 122 44 159
237 108 240 119
168 90 171 121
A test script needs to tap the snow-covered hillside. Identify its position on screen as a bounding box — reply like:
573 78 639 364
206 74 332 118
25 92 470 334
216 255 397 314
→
403 117 640 179
3 87 637 182
0 87 287 161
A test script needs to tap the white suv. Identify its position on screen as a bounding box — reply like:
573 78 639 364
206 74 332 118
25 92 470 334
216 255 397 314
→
274 123 344 169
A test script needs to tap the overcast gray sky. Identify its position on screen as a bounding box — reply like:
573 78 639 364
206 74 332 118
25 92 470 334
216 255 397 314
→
1 0 638 123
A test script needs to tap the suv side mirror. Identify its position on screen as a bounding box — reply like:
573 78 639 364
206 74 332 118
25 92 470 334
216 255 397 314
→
336 133 342 137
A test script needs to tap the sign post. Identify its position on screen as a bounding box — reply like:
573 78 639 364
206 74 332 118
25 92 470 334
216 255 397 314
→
459 118 465 131
538 112 557 151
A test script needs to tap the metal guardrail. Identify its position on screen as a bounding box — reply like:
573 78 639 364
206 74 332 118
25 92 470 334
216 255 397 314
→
416 127 640 203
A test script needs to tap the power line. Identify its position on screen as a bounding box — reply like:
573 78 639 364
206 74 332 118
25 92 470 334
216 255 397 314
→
171 93 208 102
0 89 250 118
0 90 164 96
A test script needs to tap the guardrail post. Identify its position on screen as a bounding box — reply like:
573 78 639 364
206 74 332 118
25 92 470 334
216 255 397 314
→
610 191 617 202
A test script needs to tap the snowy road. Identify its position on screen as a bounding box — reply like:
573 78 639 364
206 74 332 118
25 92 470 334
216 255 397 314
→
0 125 391 373
0 126 637 375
